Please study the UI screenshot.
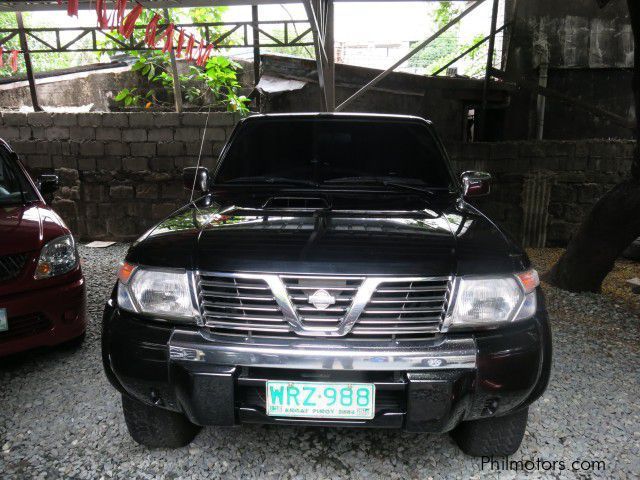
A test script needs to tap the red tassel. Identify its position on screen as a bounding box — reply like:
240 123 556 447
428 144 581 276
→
195 41 206 65
0 47 4 68
161 23 175 53
120 3 143 39
185 35 196 61
67 0 79 17
176 29 185 58
203 45 215 65
57 0 62 4
144 14 161 47
115 0 128 28
96 0 109 29
197 44 214 66
10 50 19 73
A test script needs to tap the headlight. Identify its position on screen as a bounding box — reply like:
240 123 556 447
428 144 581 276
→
34 234 78 279
448 270 539 328
117 263 198 321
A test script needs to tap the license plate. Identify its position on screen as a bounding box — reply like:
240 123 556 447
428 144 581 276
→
266 381 375 420
0 309 7 332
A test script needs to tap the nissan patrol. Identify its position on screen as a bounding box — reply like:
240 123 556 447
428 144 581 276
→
102 113 552 456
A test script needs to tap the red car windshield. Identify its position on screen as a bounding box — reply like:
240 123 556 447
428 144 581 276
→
0 148 37 205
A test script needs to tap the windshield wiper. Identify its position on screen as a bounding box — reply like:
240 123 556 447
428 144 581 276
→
324 176 438 195
223 176 319 187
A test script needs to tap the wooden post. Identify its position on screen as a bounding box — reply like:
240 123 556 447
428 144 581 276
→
251 5 261 110
163 8 183 113
251 5 261 87
481 0 499 139
15 12 42 112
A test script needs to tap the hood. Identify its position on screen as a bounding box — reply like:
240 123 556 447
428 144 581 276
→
128 191 528 276
0 203 69 256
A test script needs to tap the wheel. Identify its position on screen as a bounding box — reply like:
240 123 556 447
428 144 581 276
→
121 394 201 448
450 408 528 457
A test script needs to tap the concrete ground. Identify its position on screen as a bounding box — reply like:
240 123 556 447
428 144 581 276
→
1 244 639 479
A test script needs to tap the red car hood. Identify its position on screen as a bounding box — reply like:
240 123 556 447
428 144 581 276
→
0 203 69 256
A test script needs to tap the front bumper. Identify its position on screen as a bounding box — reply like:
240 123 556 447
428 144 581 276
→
0 273 86 357
102 291 551 432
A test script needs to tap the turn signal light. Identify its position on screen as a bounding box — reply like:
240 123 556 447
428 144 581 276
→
517 269 540 294
117 262 136 284
35 262 52 277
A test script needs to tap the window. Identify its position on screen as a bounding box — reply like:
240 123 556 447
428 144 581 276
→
0 147 37 205
216 118 453 189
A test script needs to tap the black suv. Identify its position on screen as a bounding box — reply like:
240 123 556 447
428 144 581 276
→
102 114 551 456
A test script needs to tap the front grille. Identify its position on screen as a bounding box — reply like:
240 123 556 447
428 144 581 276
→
197 272 452 340
198 273 290 335
0 313 51 342
0 253 27 282
281 275 363 330
353 278 451 337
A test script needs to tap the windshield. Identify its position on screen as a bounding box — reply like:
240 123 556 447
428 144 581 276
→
215 118 454 189
0 148 37 206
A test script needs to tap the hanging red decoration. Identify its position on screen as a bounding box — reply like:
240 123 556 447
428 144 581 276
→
161 23 175 53
120 3 143 39
96 0 110 30
0 47 4 68
176 29 185 58
185 35 196 61
115 0 129 28
144 13 162 47
197 44 214 67
10 50 19 73
194 41 206 65
67 0 79 17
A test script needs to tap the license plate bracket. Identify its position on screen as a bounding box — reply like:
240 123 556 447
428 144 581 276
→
266 380 375 420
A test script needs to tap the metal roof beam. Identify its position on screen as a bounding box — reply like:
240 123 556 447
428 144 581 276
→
0 0 457 12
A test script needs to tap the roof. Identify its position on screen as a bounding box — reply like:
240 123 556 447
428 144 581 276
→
239 112 433 125
0 0 445 12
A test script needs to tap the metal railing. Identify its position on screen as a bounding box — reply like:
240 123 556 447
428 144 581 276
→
0 20 313 53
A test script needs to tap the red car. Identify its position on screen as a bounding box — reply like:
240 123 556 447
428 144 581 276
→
0 139 86 357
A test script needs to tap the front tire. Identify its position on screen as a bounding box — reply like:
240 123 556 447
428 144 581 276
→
121 394 200 448
450 408 529 457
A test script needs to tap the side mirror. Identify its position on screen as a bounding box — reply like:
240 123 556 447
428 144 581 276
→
38 174 59 195
183 167 209 193
461 171 491 197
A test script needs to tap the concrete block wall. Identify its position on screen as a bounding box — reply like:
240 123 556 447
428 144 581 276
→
1 111 634 245
446 139 635 246
1 112 240 240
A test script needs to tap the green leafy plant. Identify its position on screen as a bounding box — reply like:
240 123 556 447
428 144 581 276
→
409 1 493 77
114 48 249 113
104 7 248 113
113 87 154 107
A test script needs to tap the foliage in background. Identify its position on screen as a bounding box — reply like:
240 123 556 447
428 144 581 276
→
0 12 96 77
115 49 248 113
409 1 488 77
101 7 248 113
262 27 314 60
